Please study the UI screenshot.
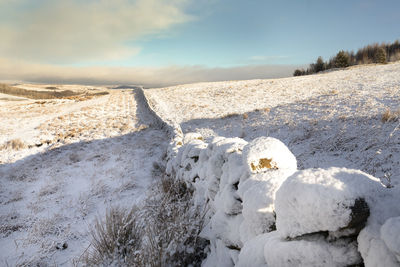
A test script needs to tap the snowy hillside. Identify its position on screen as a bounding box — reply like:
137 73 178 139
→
0 89 167 265
146 62 400 187
146 62 400 266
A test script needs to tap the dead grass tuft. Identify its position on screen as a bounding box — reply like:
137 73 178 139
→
84 207 143 266
382 108 400 123
0 139 26 150
38 183 59 197
0 224 23 238
221 112 240 119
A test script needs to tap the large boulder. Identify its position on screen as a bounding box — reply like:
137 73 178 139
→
275 167 380 238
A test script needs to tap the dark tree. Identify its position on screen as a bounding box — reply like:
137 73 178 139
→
315 56 325 73
374 47 387 64
293 69 305 76
335 50 350 68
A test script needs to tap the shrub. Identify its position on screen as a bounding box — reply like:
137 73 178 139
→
142 174 208 267
293 69 306 76
82 168 208 266
84 207 143 266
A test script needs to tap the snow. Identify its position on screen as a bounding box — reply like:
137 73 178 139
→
381 216 400 261
275 167 383 238
263 231 361 267
242 137 297 174
0 89 167 265
237 233 269 267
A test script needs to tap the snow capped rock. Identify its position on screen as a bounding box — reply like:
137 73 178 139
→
237 137 297 243
214 183 242 215
242 137 297 174
238 170 295 242
263 231 361 267
381 216 400 262
358 225 400 267
275 167 382 238
169 132 400 267
236 233 269 267
209 211 243 248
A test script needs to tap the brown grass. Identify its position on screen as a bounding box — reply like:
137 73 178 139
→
84 207 143 266
382 108 400 123
221 112 240 119
0 83 109 100
0 139 26 150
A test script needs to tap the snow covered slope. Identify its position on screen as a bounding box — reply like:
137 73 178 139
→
0 89 167 265
146 62 400 187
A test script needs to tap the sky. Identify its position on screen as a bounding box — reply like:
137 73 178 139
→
0 0 399 87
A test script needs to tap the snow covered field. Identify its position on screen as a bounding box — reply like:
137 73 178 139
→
0 89 167 265
0 62 399 266
146 62 400 187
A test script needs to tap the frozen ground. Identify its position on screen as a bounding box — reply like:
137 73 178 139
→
146 62 400 186
0 89 167 265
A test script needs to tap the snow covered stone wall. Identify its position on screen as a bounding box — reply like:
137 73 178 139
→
166 132 400 267
141 87 400 267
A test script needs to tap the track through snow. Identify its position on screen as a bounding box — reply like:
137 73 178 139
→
0 90 167 265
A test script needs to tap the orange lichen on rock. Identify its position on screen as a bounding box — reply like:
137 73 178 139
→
250 158 278 171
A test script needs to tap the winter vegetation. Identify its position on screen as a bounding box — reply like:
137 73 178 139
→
294 40 400 76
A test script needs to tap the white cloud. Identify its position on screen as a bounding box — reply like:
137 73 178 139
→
0 58 297 87
0 0 192 63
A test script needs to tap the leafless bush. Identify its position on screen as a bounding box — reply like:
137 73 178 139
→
82 168 208 266
143 174 208 267
84 207 143 266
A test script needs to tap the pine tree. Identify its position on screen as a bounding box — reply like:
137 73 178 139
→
374 47 387 64
315 56 325 73
335 50 350 68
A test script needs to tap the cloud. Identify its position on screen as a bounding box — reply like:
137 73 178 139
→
0 58 298 87
0 0 192 63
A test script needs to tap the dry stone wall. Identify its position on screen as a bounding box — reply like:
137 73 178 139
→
140 87 400 267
